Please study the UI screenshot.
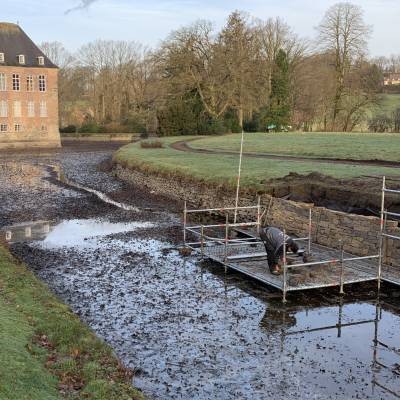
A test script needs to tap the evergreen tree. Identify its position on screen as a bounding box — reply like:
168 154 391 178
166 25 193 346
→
263 49 291 130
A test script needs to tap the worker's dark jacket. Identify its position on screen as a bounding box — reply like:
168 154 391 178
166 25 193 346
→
260 227 295 267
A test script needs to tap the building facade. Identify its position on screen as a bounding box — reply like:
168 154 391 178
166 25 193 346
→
383 73 400 86
0 22 60 149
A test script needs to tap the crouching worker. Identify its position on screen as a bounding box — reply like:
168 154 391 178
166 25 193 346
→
260 226 299 275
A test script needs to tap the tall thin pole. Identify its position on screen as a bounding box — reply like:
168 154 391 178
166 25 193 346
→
183 200 187 245
283 229 287 303
234 130 245 224
378 176 385 291
339 240 345 295
257 196 261 234
308 208 312 255
200 225 204 259
224 213 229 271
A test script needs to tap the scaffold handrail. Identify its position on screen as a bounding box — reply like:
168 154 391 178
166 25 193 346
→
186 222 259 230
284 254 379 270
384 188 400 194
382 232 400 241
186 205 260 214
383 210 400 218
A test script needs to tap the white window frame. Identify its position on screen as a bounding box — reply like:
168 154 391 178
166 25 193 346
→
13 100 22 117
39 100 47 117
26 75 34 92
18 54 25 65
0 53 4 63
0 100 8 117
0 73 6 91
27 101 35 117
0 124 8 132
14 123 22 132
12 74 20 91
38 75 46 92
37 56 44 66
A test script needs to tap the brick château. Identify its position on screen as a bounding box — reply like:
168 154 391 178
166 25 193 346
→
0 22 60 149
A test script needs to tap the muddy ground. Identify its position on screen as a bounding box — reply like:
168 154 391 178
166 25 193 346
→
0 141 399 399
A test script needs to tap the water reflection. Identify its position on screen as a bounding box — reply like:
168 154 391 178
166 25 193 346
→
260 298 400 399
203 259 400 398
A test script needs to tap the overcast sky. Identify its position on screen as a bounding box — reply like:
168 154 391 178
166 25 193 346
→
3 0 399 56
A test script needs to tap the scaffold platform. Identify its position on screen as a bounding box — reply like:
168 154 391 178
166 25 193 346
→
182 197 398 302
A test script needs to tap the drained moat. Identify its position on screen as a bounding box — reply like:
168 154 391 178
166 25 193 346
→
1 142 399 400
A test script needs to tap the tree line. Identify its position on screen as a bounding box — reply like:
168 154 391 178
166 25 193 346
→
41 2 393 135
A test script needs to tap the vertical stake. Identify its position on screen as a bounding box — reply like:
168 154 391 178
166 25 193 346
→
283 229 287 303
200 225 204 259
378 176 385 291
308 208 312 255
183 200 187 246
234 130 245 224
257 196 261 234
339 240 345 295
224 213 229 272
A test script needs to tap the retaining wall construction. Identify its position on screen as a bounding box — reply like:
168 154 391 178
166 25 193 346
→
114 165 400 267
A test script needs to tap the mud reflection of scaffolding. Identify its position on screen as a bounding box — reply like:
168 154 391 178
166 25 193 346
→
274 301 400 399
183 198 383 302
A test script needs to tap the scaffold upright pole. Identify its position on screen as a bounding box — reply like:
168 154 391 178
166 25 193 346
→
200 225 204 259
183 200 187 245
283 229 288 303
308 208 312 255
234 130 245 224
378 177 386 291
224 213 229 270
339 240 345 295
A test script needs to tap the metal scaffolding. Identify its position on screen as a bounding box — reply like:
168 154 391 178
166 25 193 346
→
379 176 400 287
183 200 381 302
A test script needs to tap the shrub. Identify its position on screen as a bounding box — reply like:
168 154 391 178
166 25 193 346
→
140 140 163 149
140 132 149 139
60 125 77 134
78 122 106 134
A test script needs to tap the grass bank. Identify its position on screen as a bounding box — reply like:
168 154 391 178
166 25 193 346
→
0 244 144 400
114 136 400 189
190 132 400 162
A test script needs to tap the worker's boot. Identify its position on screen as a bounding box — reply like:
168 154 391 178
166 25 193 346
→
270 265 281 275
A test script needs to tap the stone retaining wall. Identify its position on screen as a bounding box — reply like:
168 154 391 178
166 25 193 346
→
114 165 400 266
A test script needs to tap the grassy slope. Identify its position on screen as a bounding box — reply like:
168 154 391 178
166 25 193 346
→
114 137 400 188
190 132 400 162
0 245 143 400
373 93 400 116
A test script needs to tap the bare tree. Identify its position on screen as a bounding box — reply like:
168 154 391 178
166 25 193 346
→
155 20 235 120
256 17 307 97
317 2 371 129
40 41 75 69
217 11 263 128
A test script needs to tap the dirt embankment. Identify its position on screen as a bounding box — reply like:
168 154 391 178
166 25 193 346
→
112 162 400 266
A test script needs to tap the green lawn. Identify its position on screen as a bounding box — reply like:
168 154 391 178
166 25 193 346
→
114 136 400 188
373 93 400 116
190 132 400 162
0 245 144 400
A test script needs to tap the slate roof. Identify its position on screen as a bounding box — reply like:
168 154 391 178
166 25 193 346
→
0 22 57 68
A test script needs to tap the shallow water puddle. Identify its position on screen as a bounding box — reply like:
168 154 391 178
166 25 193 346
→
40 219 153 249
